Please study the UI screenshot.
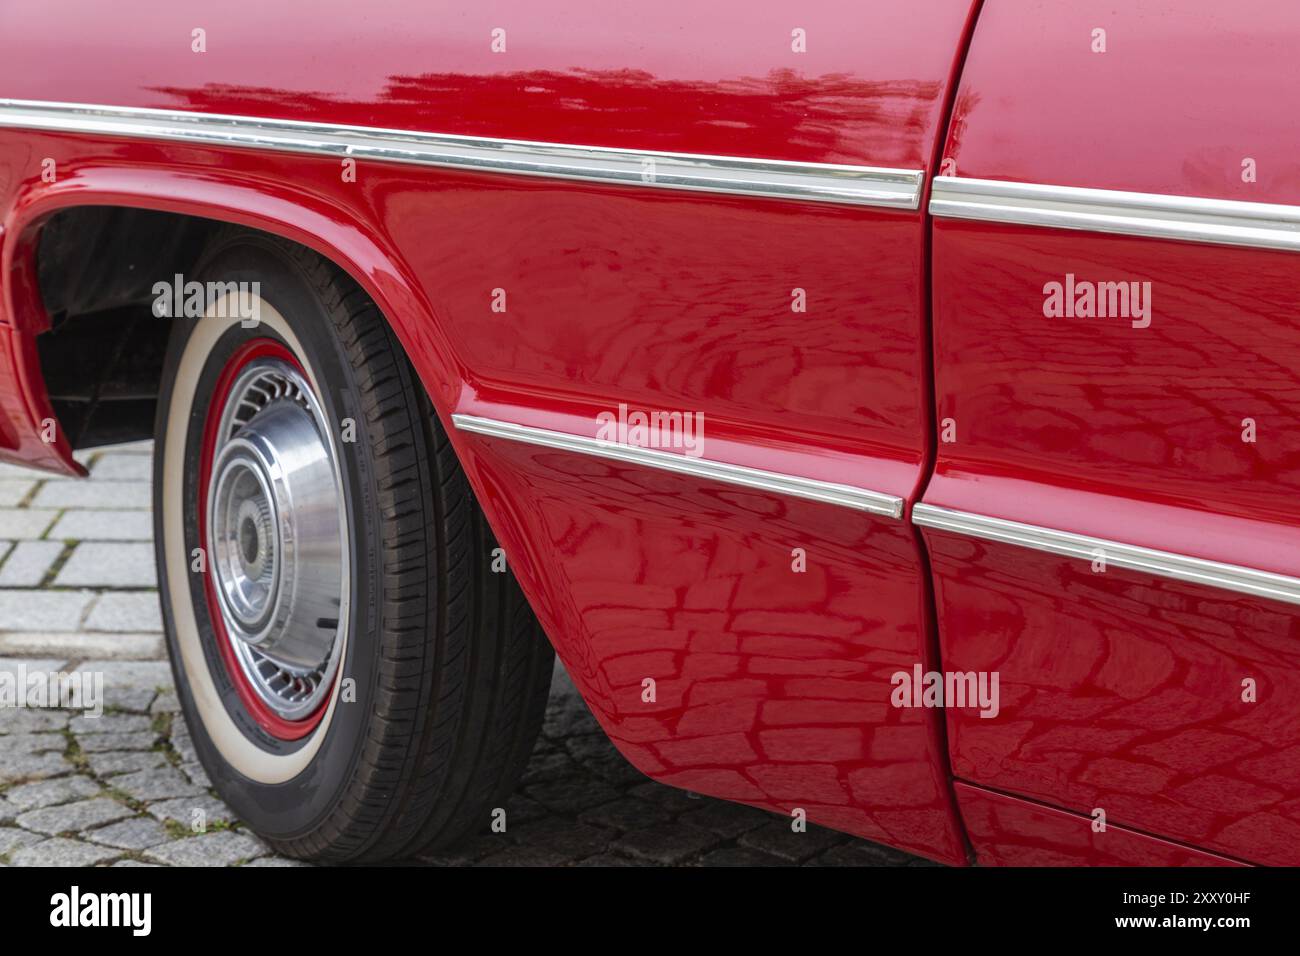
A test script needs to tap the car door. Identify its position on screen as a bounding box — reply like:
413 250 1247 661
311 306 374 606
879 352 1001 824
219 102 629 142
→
921 0 1300 864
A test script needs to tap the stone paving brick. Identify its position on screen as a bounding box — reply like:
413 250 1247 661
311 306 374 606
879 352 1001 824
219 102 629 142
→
144 831 266 867
500 793 550 826
5 463 75 481
179 762 212 789
806 844 913 867
147 796 238 829
85 750 169 778
415 833 505 866
69 712 154 735
31 480 150 510
473 845 569 867
0 706 69 734
563 735 649 786
0 826 45 855
541 693 602 739
848 840 929 865
0 540 64 587
170 719 197 764
511 819 614 857
74 660 171 711
578 797 671 832
0 510 58 539
17 797 134 835
0 462 43 480
150 690 180 714
615 822 723 864
54 542 157 587
628 781 702 815
111 767 205 802
4 732 66 755
574 853 656 866
0 480 36 507
0 590 96 631
0 655 67 671
519 750 579 785
87 440 154 457
97 687 158 712
679 801 773 839
84 592 162 632
84 816 171 850
0 750 70 784
10 837 120 866
4 775 103 811
47 509 153 542
525 776 623 814
90 454 153 481
111 859 162 867
738 820 846 863
562 734 623 763
700 846 792 866
0 632 163 660
243 856 312 867
74 659 172 689
76 732 159 753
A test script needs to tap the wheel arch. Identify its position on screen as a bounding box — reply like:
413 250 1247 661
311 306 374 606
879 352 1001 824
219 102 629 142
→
1 164 466 472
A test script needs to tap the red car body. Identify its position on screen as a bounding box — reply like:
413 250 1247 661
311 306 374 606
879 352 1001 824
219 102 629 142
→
1 0 1297 865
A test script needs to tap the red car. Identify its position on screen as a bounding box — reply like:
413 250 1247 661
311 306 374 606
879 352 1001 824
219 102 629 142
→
0 0 1296 866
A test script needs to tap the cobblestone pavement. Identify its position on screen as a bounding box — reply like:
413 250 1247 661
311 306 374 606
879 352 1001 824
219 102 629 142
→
0 443 925 867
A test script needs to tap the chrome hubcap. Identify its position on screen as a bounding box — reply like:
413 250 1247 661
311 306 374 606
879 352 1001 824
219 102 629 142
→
206 358 348 721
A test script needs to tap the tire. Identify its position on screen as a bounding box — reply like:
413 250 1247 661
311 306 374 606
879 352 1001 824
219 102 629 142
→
152 228 555 862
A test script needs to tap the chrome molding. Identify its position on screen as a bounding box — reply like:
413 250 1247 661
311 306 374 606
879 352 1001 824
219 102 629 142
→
0 99 923 210
930 176 1300 252
452 414 904 518
912 503 1300 606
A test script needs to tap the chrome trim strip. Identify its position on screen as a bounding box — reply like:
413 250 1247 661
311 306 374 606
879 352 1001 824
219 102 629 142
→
0 99 923 210
912 503 1300 606
930 176 1300 252
452 414 904 518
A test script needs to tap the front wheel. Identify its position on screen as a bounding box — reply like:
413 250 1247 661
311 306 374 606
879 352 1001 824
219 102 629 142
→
152 230 554 862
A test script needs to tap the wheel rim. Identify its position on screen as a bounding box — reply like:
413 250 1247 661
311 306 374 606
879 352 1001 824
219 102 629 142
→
201 340 348 736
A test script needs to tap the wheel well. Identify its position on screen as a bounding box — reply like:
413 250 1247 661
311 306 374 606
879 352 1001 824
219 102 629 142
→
34 207 226 449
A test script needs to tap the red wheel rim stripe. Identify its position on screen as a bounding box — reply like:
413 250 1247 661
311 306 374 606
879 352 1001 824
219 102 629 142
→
197 337 334 742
